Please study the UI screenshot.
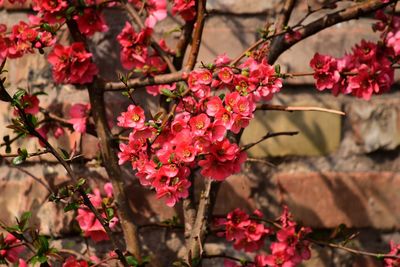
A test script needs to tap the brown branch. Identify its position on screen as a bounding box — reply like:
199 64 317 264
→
257 104 346 116
268 0 297 60
0 77 129 266
186 180 221 265
203 253 254 265
103 71 183 91
183 0 207 72
310 239 400 260
241 131 299 151
66 20 141 264
268 0 397 64
173 20 196 70
0 149 49 159
138 223 184 231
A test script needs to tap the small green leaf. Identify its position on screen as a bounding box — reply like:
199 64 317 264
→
13 89 26 100
65 6 76 15
18 211 31 230
160 89 176 98
274 64 281 74
76 178 86 187
35 235 50 255
64 202 79 212
106 208 114 220
126 255 138 266
19 148 28 158
12 155 25 165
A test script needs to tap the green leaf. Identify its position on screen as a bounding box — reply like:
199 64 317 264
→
13 89 26 100
18 211 31 230
160 89 176 98
274 64 281 74
12 155 25 165
35 235 50 255
65 6 76 15
105 208 114 220
126 255 139 266
76 178 86 188
19 148 28 158
64 202 79 212
26 114 38 127
30 255 48 264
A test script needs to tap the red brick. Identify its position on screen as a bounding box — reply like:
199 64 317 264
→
275 172 400 229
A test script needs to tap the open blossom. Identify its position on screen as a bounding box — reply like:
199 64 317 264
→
19 94 40 115
310 53 340 91
32 0 68 14
63 256 88 267
216 209 270 252
172 0 196 21
117 104 146 129
0 234 25 263
48 42 98 84
75 183 119 242
68 103 91 133
73 8 108 36
144 0 167 28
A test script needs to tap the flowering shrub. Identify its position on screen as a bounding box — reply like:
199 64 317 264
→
0 0 399 266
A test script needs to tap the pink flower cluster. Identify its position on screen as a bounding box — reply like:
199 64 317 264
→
310 39 394 100
261 207 311 267
0 234 25 264
384 241 400 267
68 103 91 133
129 0 167 28
32 0 108 36
48 42 98 84
75 183 119 242
221 207 312 267
117 22 168 73
0 21 56 62
117 56 282 206
308 10 400 100
172 0 196 21
62 256 88 267
215 209 271 252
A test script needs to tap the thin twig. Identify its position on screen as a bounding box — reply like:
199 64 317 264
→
183 0 207 72
268 0 397 63
123 3 177 73
241 131 299 151
257 104 346 116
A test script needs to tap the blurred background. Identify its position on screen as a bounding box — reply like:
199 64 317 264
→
1 0 399 266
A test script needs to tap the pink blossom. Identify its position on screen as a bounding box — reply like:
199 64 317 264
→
48 43 98 84
0 234 25 263
144 0 167 28
73 8 108 36
68 103 91 133
62 256 88 267
117 104 146 129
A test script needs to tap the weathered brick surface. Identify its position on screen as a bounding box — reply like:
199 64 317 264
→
275 172 400 229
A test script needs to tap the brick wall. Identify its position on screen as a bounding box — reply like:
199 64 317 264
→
1 1 400 266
